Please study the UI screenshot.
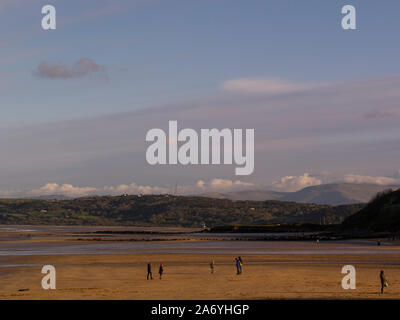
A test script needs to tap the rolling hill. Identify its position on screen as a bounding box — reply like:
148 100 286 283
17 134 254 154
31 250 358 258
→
201 183 399 205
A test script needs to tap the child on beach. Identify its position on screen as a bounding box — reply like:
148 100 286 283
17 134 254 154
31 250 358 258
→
210 259 214 274
159 263 164 279
380 270 388 294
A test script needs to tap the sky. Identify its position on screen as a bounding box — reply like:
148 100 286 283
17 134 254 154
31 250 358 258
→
1 0 400 197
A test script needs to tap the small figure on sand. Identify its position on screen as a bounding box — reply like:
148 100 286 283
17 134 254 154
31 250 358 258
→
210 259 214 274
159 263 164 279
238 256 243 274
380 270 388 294
235 257 242 275
147 262 153 280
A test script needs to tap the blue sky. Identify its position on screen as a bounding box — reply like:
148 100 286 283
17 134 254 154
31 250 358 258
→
1 0 400 196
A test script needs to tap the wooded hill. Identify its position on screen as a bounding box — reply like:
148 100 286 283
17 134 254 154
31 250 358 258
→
343 189 400 231
0 195 363 227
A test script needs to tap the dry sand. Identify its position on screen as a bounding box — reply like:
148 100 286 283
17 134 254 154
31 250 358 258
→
1 252 399 299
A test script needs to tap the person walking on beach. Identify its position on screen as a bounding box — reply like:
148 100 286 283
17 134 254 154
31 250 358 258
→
210 259 215 274
380 270 388 294
159 263 164 279
147 262 153 280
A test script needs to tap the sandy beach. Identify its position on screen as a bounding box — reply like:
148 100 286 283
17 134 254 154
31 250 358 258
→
0 226 399 299
1 249 400 299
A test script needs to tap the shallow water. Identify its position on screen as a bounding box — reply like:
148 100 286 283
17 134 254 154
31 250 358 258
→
1 240 399 256
1 225 399 257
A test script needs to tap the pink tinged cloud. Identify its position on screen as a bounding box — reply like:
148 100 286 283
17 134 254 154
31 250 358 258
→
35 58 108 80
343 174 400 186
221 78 320 95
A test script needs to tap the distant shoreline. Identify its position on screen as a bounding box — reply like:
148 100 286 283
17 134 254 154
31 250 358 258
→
1 223 398 242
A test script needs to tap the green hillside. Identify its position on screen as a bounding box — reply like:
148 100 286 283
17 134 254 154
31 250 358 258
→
0 195 362 227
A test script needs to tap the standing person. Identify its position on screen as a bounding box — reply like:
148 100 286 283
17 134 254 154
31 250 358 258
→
210 259 215 274
380 270 388 294
147 262 153 280
159 263 164 279
235 258 240 275
238 256 243 274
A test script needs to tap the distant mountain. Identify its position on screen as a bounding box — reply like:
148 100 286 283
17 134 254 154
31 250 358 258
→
342 189 400 231
200 183 399 205
281 183 399 205
200 190 286 201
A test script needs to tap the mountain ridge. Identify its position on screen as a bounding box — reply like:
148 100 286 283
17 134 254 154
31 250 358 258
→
200 183 399 205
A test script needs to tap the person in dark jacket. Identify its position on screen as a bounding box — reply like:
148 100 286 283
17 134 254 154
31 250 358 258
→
380 270 388 294
159 263 164 279
147 262 153 280
235 258 241 275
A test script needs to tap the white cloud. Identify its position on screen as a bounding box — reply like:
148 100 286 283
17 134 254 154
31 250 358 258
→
1 171 400 199
27 183 98 197
104 183 169 195
343 174 400 186
195 178 254 191
221 78 318 94
0 179 255 198
178 178 255 194
272 173 322 192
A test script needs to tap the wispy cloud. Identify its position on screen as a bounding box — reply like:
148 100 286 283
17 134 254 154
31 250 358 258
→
343 174 400 186
364 110 397 119
221 78 320 95
34 58 108 80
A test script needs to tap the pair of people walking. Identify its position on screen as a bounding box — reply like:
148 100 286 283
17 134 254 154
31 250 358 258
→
147 262 164 280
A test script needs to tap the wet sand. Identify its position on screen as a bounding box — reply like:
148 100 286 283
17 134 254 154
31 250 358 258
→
1 226 399 299
1 251 399 299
